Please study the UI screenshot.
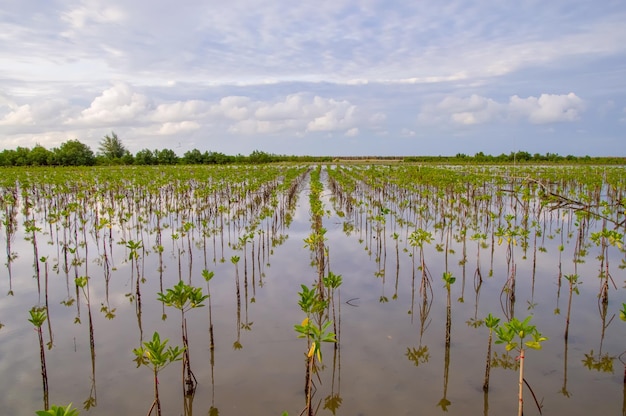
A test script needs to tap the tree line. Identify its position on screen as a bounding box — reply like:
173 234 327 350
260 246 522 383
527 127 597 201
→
0 132 623 166
0 133 329 166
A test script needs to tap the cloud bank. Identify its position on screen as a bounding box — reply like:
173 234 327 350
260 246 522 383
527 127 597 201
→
0 0 624 155
419 93 585 125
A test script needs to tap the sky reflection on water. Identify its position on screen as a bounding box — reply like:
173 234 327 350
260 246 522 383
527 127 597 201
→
0 165 624 416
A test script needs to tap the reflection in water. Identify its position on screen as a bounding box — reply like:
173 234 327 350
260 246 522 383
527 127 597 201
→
323 343 342 415
201 268 219 414
561 335 571 398
482 314 500 394
241 234 254 333
293 166 342 416
582 349 615 373
554 224 565 315
327 269 343 415
3 188 18 295
231 255 243 350
406 344 430 368
468 233 485 326
158 280 209 415
41 257 54 348
490 351 519 371
483 389 489 416
438 333 452 412
393 232 400 300
417 269 433 329
76 277 97 410
499 244 517 320
619 352 626 416
562 273 580 397
28 307 49 410
1 165 626 414
438 273 454 411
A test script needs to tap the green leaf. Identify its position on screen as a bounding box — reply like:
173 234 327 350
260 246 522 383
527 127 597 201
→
75 276 88 288
525 341 542 350
202 269 215 282
36 403 80 416
484 313 500 329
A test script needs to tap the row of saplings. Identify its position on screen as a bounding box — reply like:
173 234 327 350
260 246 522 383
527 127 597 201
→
33 276 626 416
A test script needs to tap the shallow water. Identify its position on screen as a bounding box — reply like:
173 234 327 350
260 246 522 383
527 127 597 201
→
0 165 624 416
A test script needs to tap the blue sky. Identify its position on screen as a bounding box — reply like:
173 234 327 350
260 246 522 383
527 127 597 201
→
1 0 625 156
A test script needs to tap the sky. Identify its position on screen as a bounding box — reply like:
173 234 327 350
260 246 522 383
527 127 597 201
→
1 0 625 157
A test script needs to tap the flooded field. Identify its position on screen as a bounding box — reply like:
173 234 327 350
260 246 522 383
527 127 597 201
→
0 164 625 415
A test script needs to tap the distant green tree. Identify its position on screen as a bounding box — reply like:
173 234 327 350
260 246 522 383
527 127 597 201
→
134 149 156 165
121 152 135 165
182 149 205 164
495 153 508 162
52 140 95 166
98 131 127 160
545 153 563 162
0 149 17 166
513 151 532 161
12 147 31 166
205 151 232 164
155 148 178 165
248 150 275 164
29 145 52 166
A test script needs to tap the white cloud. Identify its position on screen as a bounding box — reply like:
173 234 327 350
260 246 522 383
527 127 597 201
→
56 84 376 140
214 94 364 136
419 93 585 126
254 94 307 121
152 100 209 123
0 1 623 157
2 0 626 92
157 121 200 135
0 130 94 150
66 83 151 126
419 94 503 125
443 95 502 125
306 99 356 132
509 93 584 124
210 96 253 121
61 0 126 31
400 128 416 137
228 119 284 135
0 104 33 126
345 127 359 137
0 95 73 132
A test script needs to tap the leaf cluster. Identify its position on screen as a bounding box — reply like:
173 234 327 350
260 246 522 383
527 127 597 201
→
133 331 184 370
406 345 430 367
157 280 208 312
28 307 47 328
297 284 327 315
36 403 80 416
442 271 456 288
494 316 548 352
294 317 336 362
